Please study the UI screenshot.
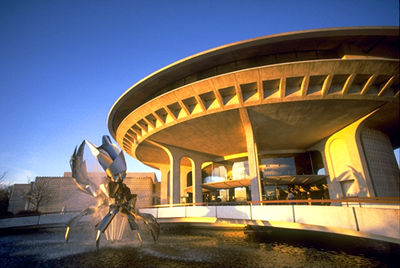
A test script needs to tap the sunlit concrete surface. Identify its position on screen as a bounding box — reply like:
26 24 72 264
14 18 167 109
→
140 205 400 244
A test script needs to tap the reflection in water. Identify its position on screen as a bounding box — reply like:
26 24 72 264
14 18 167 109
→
0 225 398 267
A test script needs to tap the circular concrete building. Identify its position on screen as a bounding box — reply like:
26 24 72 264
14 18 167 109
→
108 27 399 205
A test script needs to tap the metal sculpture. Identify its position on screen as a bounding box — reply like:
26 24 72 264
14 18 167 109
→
64 135 160 249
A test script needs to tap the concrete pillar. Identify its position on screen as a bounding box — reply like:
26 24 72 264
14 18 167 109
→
159 165 169 204
169 148 211 205
144 140 211 205
192 158 203 204
239 108 262 202
180 165 192 203
248 142 262 202
145 141 181 205
324 112 376 198
170 154 181 204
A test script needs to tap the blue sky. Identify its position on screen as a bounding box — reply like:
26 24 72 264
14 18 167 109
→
0 0 399 184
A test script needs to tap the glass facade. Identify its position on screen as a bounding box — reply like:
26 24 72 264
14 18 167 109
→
232 161 249 180
196 151 329 203
260 152 329 201
260 158 296 177
203 165 227 183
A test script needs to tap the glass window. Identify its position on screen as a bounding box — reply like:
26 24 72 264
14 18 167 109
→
212 166 227 179
264 186 277 200
263 185 289 200
202 164 227 183
260 158 296 177
317 168 326 175
203 175 225 183
218 189 229 202
234 187 247 201
232 161 249 180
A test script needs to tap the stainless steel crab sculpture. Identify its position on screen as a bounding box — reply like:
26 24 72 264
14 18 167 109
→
64 135 160 249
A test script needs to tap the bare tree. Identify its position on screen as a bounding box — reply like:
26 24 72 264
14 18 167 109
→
0 171 6 186
0 172 11 215
27 178 56 212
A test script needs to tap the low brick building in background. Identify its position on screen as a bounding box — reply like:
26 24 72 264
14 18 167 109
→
7 184 32 214
8 172 160 214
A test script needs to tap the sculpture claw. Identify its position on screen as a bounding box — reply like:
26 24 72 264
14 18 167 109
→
65 226 70 243
139 213 160 242
64 207 95 243
127 212 144 244
96 230 101 250
70 142 99 197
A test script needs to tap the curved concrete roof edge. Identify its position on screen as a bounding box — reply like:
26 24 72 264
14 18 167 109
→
107 26 399 139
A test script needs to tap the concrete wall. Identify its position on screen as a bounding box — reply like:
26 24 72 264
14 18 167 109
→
361 128 400 197
124 176 157 208
294 206 357 230
354 207 399 239
324 116 373 199
140 205 400 242
3 204 398 243
158 206 186 218
8 184 31 214
0 215 39 228
251 205 294 222
187 206 216 218
0 212 90 229
216 205 251 219
8 172 160 214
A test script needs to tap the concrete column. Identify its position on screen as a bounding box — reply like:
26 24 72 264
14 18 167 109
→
324 112 376 198
144 140 212 205
170 154 181 204
159 165 170 204
239 108 262 202
180 165 192 203
247 142 262 202
192 158 203 204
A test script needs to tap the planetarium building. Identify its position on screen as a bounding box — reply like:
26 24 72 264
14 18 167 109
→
108 27 399 205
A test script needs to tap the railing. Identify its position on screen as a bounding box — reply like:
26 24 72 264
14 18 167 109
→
143 197 400 208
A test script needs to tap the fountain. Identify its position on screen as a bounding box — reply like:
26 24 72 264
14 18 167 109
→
64 135 160 248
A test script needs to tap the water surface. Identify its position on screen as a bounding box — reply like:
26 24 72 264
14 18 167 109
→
0 224 398 267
